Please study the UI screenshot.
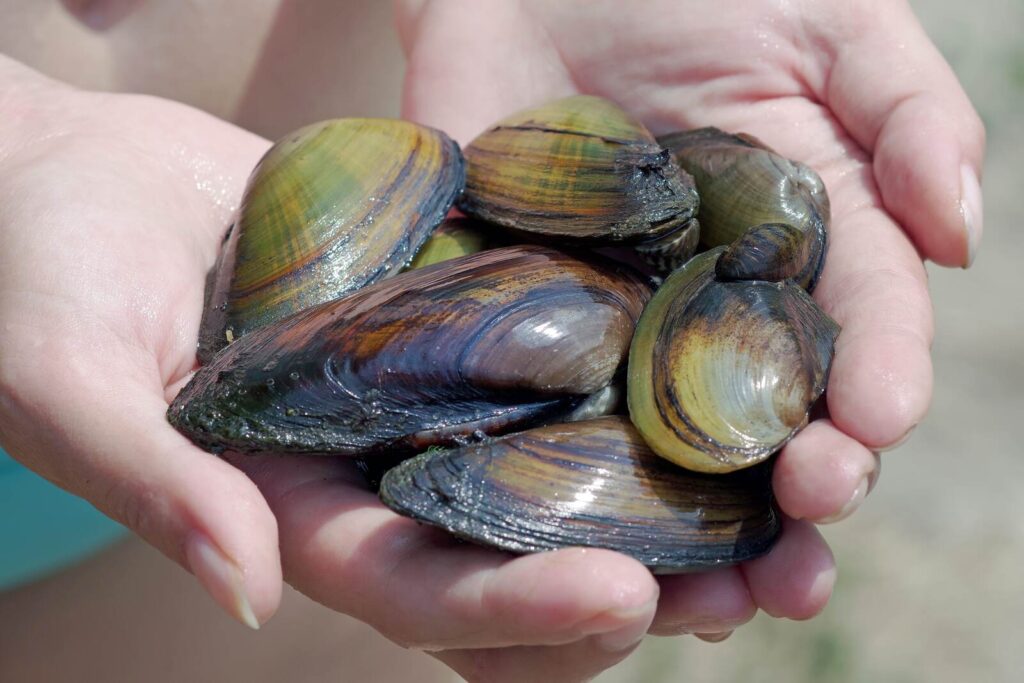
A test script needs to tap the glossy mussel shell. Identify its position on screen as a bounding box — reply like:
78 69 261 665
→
406 217 489 270
170 246 652 456
379 417 780 572
628 249 839 473
658 128 829 291
197 118 465 362
457 95 699 246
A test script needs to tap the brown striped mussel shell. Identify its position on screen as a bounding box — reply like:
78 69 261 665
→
379 417 780 572
457 95 699 250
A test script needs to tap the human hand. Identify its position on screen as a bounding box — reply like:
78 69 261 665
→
3 0 987 675
275 0 981 679
0 57 282 627
0 54 789 674
0 49 786 679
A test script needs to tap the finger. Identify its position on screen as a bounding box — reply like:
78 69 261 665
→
0 367 281 629
398 0 577 142
815 196 934 449
649 567 756 636
232 453 660 651
741 518 835 620
774 419 880 524
393 0 428 56
822 0 985 266
724 112 934 450
661 114 934 449
432 632 645 683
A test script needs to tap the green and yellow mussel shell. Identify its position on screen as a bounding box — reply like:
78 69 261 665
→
379 416 780 572
406 217 489 270
197 118 465 362
457 95 699 249
171 245 652 456
627 248 839 474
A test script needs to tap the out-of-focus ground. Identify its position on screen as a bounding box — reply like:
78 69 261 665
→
601 0 1024 680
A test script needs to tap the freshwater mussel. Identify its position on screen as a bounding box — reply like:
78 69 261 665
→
171 245 652 456
171 94 841 569
380 417 780 572
627 248 839 474
457 95 701 268
197 118 465 362
405 217 490 270
658 127 830 290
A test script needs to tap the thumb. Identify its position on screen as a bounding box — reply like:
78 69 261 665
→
397 0 577 143
822 0 985 268
0 365 281 629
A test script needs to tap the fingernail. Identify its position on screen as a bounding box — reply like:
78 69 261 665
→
185 532 260 630
695 631 733 643
878 423 917 452
866 452 882 494
960 164 983 268
595 618 650 653
819 476 869 524
666 620 743 636
594 600 655 653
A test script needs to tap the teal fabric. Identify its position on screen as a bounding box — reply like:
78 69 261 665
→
0 447 127 591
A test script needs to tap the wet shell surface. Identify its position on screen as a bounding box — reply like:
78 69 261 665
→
171 246 652 456
658 127 828 291
197 118 465 362
457 95 699 246
627 248 839 473
379 416 780 572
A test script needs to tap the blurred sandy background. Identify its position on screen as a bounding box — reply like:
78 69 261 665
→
1 1 1020 681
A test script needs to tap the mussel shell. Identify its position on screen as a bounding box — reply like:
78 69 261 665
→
715 222 813 283
628 248 839 473
457 95 699 245
563 383 624 423
197 118 465 362
406 217 489 270
379 416 780 572
657 127 828 291
170 246 652 456
633 217 701 274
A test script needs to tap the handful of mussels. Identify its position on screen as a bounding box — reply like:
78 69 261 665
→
169 95 840 573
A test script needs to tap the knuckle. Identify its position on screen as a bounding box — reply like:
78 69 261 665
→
101 476 164 543
825 265 933 347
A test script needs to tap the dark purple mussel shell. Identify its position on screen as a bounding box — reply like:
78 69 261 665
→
169 246 652 456
379 416 780 572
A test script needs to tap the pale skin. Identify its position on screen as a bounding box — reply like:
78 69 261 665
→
0 1 984 682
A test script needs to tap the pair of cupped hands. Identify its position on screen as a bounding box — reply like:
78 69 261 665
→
0 1 983 681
